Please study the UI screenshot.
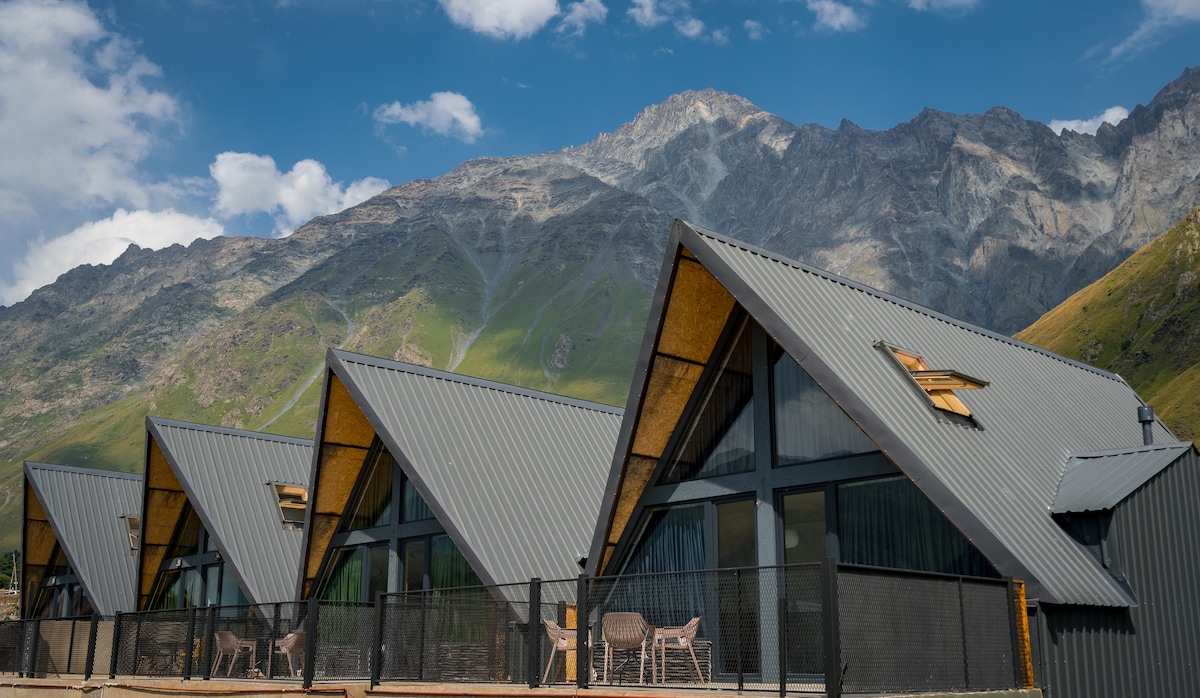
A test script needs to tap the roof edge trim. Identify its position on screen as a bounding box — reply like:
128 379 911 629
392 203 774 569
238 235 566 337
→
329 349 624 416
678 220 1128 385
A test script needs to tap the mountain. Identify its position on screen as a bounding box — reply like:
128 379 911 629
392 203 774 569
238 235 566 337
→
1 69 1199 549
1017 206 1200 439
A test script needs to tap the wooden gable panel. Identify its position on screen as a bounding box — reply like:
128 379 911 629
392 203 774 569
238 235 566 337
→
657 257 734 364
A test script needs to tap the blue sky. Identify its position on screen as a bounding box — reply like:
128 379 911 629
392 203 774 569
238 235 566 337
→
0 0 1197 305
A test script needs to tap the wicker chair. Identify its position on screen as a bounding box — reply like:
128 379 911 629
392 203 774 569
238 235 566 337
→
600 612 654 684
654 617 705 683
541 620 589 683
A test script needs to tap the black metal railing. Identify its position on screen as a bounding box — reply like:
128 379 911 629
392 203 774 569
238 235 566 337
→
1 560 1029 696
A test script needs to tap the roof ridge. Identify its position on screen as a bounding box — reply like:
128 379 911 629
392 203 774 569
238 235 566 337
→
148 416 314 446
682 220 1128 385
330 349 625 416
1068 442 1193 459
24 460 143 481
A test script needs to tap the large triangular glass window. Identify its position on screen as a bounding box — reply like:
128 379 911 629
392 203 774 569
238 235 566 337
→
660 319 755 484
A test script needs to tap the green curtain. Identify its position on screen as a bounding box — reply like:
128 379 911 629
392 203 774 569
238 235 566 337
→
321 547 364 601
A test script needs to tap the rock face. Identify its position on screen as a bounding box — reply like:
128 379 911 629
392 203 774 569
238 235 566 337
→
0 68 1199 548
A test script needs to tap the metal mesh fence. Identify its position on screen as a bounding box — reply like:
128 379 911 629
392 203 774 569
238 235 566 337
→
0 621 25 675
3 562 1020 694
377 583 527 683
582 566 823 692
309 601 373 682
836 565 1016 695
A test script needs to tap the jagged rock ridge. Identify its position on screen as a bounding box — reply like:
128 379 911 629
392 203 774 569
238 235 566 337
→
0 68 1198 548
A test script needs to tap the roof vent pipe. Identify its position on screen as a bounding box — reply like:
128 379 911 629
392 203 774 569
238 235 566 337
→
1138 405 1155 446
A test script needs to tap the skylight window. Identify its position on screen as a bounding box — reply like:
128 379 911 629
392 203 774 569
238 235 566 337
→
879 343 987 423
274 484 309 530
125 516 141 554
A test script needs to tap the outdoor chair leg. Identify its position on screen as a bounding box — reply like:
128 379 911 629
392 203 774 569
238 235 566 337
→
543 648 556 684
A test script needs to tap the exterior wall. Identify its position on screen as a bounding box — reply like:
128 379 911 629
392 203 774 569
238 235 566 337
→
1038 449 1200 698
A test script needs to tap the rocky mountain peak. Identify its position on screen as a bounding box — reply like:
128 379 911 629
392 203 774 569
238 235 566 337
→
572 88 773 166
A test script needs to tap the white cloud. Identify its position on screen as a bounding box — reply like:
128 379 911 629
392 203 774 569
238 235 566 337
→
807 0 866 31
0 209 223 306
907 0 980 10
711 27 730 45
628 0 667 27
744 19 766 40
675 16 705 38
1048 106 1130 135
438 0 560 39
0 0 180 222
1110 0 1200 59
210 153 391 235
557 0 607 35
373 92 485 143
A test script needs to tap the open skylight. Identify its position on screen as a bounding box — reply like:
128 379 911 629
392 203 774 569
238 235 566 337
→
879 342 988 422
274 484 309 530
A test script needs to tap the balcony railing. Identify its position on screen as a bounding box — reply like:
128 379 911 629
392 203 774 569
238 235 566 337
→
0 559 1031 698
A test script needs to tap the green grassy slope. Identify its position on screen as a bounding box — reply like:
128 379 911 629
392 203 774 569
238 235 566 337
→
1017 206 1200 439
0 216 654 549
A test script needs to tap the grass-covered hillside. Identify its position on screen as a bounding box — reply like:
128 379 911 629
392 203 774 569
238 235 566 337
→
1017 207 1200 439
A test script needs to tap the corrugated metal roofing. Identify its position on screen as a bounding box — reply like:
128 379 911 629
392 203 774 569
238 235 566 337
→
24 462 141 615
147 418 312 605
675 220 1177 606
1052 443 1192 514
330 350 623 586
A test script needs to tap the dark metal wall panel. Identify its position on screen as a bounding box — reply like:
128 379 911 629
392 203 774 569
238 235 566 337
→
681 222 1162 606
148 419 312 604
1041 449 1200 698
333 351 623 586
24 463 142 615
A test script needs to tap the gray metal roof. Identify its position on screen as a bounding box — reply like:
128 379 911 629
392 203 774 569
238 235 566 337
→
329 350 623 586
652 220 1177 606
147 418 312 605
1053 443 1192 514
24 462 141 615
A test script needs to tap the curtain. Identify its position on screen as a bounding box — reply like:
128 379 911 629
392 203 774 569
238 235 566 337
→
349 448 394 530
401 479 434 522
321 547 364 601
774 352 877 466
837 476 997 577
662 325 756 483
430 535 482 589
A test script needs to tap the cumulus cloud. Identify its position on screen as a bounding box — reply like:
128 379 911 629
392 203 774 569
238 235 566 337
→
211 153 391 235
1049 106 1130 136
744 19 766 40
557 0 607 35
373 92 485 143
907 0 980 10
628 0 667 27
438 0 560 39
675 16 705 38
0 209 223 306
1110 0 1200 59
0 0 180 221
807 0 866 31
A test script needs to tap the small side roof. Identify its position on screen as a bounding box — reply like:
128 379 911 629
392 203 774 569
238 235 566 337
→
23 462 141 616
1053 443 1193 514
591 219 1177 607
142 418 312 606
301 350 622 596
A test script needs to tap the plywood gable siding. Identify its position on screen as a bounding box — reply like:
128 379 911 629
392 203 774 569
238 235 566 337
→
301 373 376 598
138 438 187 610
21 480 54 617
598 252 734 574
